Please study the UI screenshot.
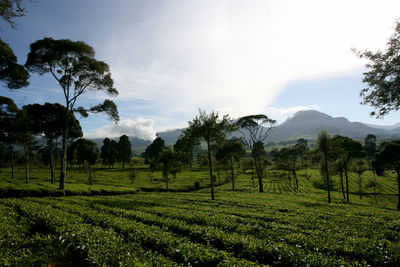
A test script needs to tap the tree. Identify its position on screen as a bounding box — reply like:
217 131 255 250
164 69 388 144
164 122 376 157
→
186 109 235 200
117 135 131 168
24 103 82 183
373 140 400 210
159 148 182 192
173 132 200 168
0 96 18 178
215 138 245 190
354 19 400 117
354 159 368 199
100 138 111 168
144 137 165 169
364 134 377 162
331 135 365 202
75 138 99 185
237 114 276 193
0 0 26 28
0 1 29 89
25 38 119 193
0 39 29 88
274 147 301 190
295 138 308 166
317 130 331 203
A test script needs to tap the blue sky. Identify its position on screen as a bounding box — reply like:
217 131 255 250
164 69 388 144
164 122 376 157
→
1 0 400 140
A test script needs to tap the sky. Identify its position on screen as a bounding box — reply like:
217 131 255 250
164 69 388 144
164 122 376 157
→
1 0 400 141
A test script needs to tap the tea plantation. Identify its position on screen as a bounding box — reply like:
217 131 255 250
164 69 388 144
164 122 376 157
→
0 165 399 266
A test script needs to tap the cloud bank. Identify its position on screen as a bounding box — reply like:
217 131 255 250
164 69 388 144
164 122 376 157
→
84 118 156 141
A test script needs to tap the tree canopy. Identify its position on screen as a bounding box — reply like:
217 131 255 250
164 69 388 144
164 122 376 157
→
355 19 400 117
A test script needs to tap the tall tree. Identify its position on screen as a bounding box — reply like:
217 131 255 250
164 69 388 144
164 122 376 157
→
0 0 26 28
159 148 182 192
317 130 331 203
186 109 235 200
354 19 400 117
274 146 301 190
215 138 245 190
173 132 200 168
118 135 131 168
373 140 400 210
25 38 119 193
237 114 276 193
24 103 82 183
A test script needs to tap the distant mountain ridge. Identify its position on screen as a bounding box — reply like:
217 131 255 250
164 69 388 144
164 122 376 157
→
88 110 400 148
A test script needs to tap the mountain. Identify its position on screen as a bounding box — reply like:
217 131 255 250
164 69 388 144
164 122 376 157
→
267 110 395 141
365 122 400 130
154 110 400 145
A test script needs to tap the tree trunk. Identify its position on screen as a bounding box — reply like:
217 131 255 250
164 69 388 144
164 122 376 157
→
49 139 56 184
207 138 214 200
89 164 93 185
231 159 235 190
397 170 400 211
340 168 345 200
24 145 29 183
59 108 70 196
292 169 298 190
324 151 331 203
10 144 15 179
254 156 264 192
345 163 349 202
122 161 125 168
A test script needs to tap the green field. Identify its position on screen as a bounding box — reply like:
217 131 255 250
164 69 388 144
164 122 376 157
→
0 163 399 266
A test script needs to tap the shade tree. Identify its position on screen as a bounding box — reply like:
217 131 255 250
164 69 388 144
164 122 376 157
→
237 114 276 193
117 134 131 168
186 109 235 200
25 37 119 193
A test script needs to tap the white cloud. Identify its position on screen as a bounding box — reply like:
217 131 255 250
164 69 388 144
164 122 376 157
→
84 118 156 141
98 0 400 128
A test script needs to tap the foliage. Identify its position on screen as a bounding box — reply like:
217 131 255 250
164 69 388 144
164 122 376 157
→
0 0 26 28
118 135 132 168
25 37 119 192
355 19 400 117
237 114 276 193
186 109 235 199
0 38 29 88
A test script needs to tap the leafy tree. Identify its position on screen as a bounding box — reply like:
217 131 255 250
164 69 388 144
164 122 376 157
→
215 138 245 190
0 96 18 177
186 109 235 200
25 38 119 193
144 137 165 169
173 132 200 168
373 140 400 210
274 147 301 190
331 135 365 202
317 130 332 203
354 19 400 117
118 135 131 168
295 138 308 166
159 148 182 192
0 39 29 88
364 134 377 161
75 138 99 185
24 103 82 183
100 138 111 168
0 0 26 28
237 114 276 193
353 160 368 199
0 1 29 88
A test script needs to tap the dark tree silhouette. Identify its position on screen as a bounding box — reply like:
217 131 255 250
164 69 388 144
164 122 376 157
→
144 137 165 170
373 140 400 210
317 130 331 203
25 38 119 193
354 19 400 117
25 103 82 183
75 138 99 185
118 135 131 168
237 114 276 193
331 135 365 202
215 138 245 190
186 109 235 200
0 0 26 28
159 149 182 192
0 96 18 178
274 146 301 190
173 132 200 168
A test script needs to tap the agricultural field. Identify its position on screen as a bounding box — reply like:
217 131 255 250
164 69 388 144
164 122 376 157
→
0 163 399 266
1 191 400 266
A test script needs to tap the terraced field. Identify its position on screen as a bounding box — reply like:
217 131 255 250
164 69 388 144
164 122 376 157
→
1 191 399 266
